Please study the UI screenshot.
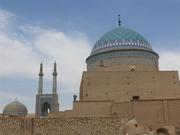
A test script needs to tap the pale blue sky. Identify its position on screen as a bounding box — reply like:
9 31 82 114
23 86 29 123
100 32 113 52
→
0 0 180 46
0 0 179 113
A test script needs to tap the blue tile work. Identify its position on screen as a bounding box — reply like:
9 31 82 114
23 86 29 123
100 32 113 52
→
91 27 153 56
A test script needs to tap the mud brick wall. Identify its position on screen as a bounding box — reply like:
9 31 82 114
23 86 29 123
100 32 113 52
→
0 117 127 135
0 117 179 135
33 117 126 135
0 117 32 135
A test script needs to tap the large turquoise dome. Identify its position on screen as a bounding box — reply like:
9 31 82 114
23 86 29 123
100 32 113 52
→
86 26 159 72
91 27 153 56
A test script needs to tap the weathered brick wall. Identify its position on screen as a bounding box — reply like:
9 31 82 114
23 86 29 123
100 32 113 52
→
33 117 126 135
0 117 32 135
0 117 179 135
0 117 128 135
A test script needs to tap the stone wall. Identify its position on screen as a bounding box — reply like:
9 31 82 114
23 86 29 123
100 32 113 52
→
33 117 126 135
0 117 32 135
0 117 179 135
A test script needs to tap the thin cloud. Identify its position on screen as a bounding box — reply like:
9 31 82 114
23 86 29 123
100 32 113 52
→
154 40 180 73
159 51 180 72
0 9 91 81
0 91 33 101
0 9 14 30
0 9 91 113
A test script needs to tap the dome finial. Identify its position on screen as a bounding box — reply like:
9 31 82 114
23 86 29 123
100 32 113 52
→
118 14 121 27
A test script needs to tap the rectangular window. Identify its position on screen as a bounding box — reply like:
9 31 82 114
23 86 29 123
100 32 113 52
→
132 96 140 100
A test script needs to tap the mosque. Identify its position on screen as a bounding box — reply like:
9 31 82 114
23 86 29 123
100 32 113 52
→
3 18 180 125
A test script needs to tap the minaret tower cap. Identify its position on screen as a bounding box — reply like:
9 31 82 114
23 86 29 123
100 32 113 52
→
39 62 44 76
53 62 57 76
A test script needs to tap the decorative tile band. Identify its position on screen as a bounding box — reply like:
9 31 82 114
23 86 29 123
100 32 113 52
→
91 40 152 55
86 50 159 65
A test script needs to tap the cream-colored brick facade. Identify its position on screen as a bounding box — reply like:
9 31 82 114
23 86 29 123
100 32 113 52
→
51 67 180 128
80 71 180 101
52 26 180 129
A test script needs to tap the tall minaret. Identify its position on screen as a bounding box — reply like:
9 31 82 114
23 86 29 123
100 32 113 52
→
52 62 58 94
38 63 43 94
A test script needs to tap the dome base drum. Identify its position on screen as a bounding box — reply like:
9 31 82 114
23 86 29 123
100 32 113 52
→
87 27 159 72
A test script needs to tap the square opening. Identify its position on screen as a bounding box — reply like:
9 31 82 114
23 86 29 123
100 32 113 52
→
132 96 140 100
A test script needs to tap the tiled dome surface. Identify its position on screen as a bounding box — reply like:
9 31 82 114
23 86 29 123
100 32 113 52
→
91 27 152 56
